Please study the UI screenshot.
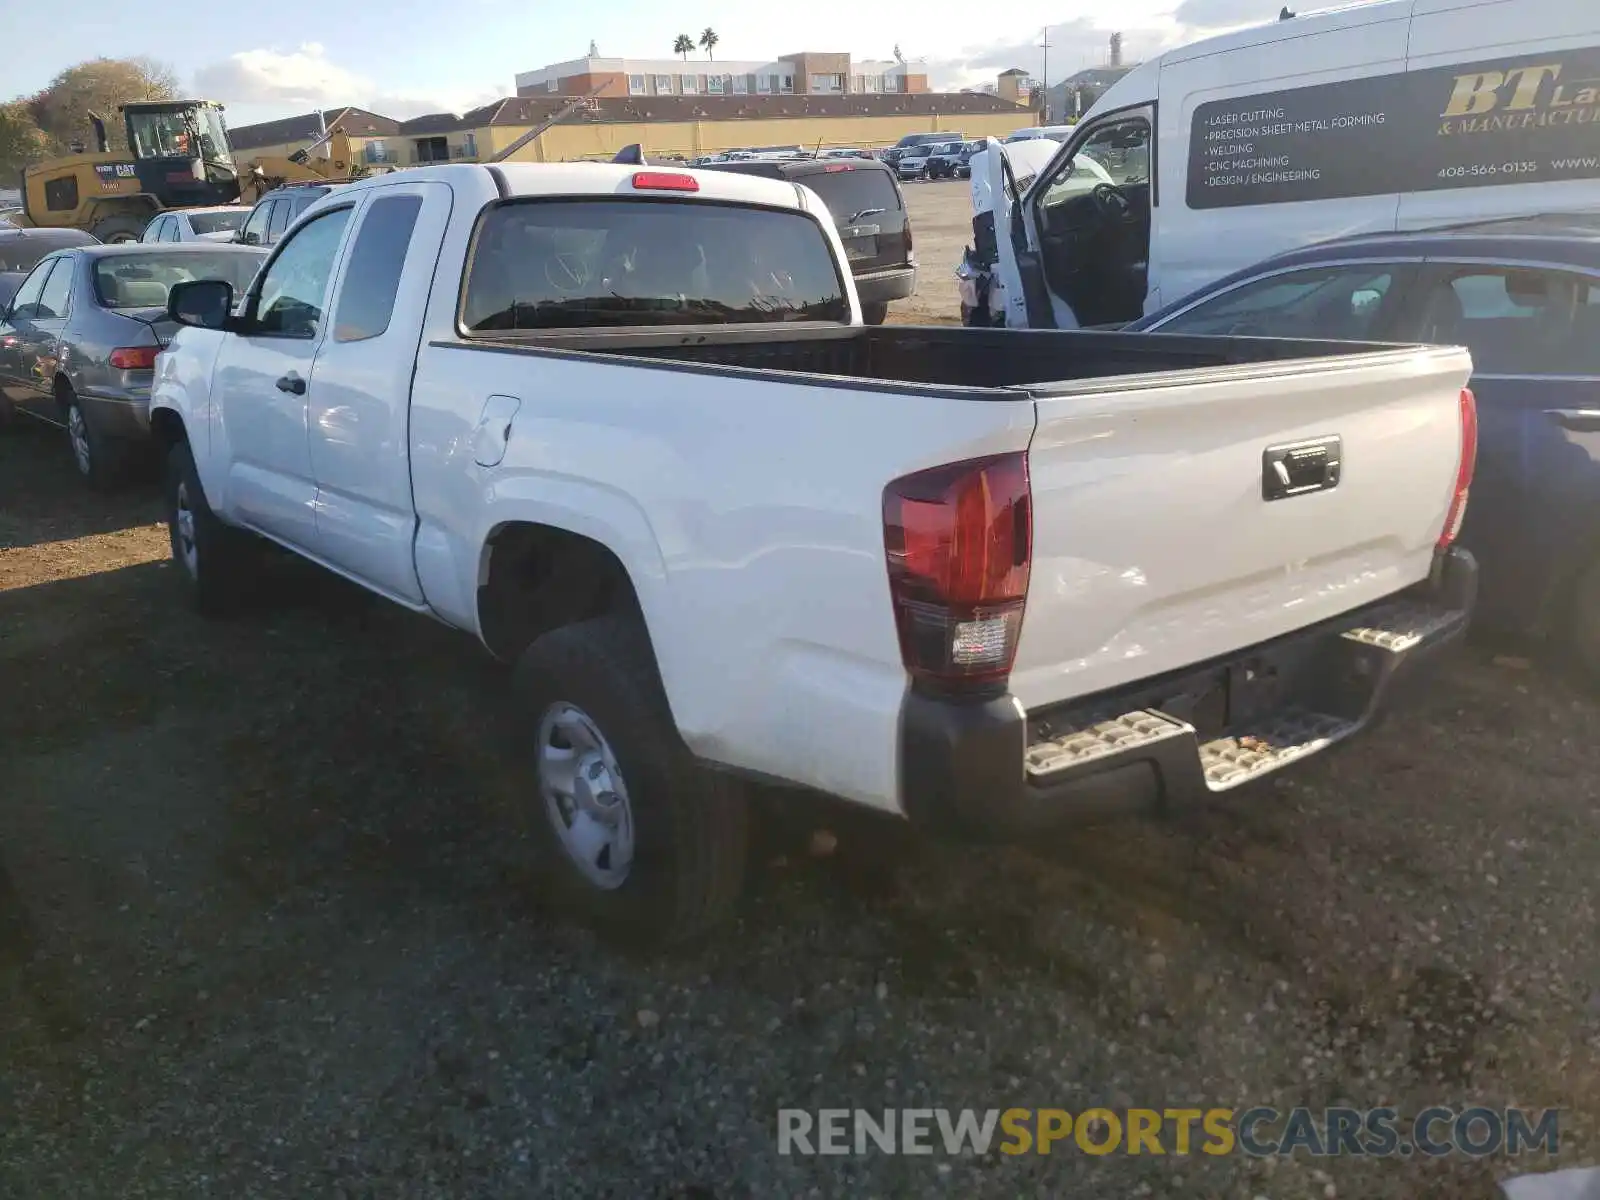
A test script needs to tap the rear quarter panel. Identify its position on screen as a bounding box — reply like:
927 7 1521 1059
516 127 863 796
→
409 345 1033 812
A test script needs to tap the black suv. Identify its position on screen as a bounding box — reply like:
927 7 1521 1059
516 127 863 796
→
233 183 343 249
698 157 915 324
882 132 967 169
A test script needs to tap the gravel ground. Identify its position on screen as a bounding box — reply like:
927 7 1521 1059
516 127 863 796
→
2 400 1598 1197
885 178 969 325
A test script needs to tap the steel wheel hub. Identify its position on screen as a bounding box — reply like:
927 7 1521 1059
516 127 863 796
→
174 480 199 577
68 405 90 475
537 702 635 889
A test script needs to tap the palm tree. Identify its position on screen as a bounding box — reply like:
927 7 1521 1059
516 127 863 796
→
673 34 694 60
699 28 719 60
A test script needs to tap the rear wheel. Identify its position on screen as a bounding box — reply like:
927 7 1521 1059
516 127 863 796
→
89 214 148 244
860 300 890 326
514 615 750 947
1563 556 1600 688
59 385 130 490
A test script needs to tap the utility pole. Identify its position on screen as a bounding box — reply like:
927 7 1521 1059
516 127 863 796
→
1039 26 1051 123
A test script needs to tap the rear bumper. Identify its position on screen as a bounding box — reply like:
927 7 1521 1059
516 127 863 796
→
855 267 918 305
79 389 152 438
899 547 1478 838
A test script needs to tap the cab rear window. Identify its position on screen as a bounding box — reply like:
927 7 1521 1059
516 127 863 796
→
461 198 850 332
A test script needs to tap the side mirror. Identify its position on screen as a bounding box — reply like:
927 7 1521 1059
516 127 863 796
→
239 230 259 246
169 278 236 331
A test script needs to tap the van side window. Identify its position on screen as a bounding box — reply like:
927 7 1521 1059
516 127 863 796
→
1418 267 1600 377
1154 265 1399 340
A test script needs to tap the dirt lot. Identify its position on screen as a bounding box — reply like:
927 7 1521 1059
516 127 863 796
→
2 411 1598 1196
886 178 970 325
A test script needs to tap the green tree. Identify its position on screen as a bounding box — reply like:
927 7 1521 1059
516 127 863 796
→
0 101 50 178
28 57 180 154
699 28 719 60
673 34 695 61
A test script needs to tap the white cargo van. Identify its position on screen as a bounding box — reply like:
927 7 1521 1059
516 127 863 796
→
979 0 1600 329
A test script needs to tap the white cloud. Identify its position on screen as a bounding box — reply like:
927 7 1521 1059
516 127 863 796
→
194 44 501 121
926 17 1183 92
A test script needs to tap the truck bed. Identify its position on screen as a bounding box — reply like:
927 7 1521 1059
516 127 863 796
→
465 323 1411 394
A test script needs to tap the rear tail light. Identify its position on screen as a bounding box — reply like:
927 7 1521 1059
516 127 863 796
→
631 171 699 192
1438 386 1478 548
109 346 160 370
824 163 854 172
883 452 1032 688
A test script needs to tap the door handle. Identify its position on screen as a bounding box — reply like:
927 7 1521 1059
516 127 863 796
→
1545 408 1600 433
276 373 306 395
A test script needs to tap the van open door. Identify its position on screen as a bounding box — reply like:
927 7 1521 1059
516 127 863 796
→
994 106 1156 330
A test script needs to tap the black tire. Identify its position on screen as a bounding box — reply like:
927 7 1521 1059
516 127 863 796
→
514 615 749 947
60 386 130 491
1563 556 1600 689
860 300 890 326
164 439 259 617
89 214 148 244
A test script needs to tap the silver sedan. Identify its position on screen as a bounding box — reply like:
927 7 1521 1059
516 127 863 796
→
0 243 265 488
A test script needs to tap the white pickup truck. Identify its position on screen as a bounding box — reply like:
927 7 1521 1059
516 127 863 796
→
149 162 1479 945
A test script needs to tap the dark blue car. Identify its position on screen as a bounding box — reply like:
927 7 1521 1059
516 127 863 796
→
1129 214 1600 680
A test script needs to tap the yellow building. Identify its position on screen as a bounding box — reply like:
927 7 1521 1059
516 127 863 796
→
227 92 1033 172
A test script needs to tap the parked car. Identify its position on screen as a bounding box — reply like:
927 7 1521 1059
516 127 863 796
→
0 227 98 309
1129 213 1600 680
234 183 344 248
149 162 1474 946
1003 125 1077 144
699 156 916 324
140 205 252 244
929 141 983 180
898 141 957 182
979 0 1598 330
0 243 266 486
882 132 966 169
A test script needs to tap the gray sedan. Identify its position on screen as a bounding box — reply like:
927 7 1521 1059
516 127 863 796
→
0 243 265 488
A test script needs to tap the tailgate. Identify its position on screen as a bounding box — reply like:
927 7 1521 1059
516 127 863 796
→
1009 346 1473 711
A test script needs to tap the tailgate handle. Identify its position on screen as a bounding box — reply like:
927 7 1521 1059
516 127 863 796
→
1546 408 1600 433
1262 436 1341 502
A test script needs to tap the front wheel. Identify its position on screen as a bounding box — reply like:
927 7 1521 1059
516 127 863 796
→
514 615 750 947
164 439 261 616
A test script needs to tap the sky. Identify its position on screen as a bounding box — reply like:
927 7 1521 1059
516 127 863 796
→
4 0 1297 129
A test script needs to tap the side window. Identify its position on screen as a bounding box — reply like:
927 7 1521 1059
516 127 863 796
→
162 217 182 242
332 194 424 342
267 199 293 244
1418 267 1600 376
240 202 272 246
1155 264 1400 340
6 259 56 319
44 176 79 212
35 256 73 319
139 217 161 243
251 208 353 338
1038 115 1152 210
